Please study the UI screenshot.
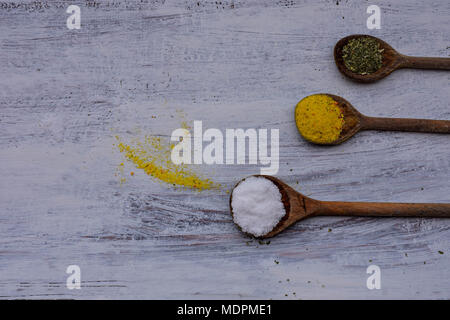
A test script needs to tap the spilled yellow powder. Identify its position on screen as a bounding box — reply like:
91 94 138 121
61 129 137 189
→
181 121 191 130
115 135 218 191
295 94 345 144
115 162 127 184
177 110 192 130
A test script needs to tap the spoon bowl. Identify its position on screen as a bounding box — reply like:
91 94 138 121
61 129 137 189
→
334 34 402 83
318 94 362 145
230 175 450 238
229 175 318 238
334 34 450 82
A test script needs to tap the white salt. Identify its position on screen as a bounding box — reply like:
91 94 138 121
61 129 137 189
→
231 176 286 237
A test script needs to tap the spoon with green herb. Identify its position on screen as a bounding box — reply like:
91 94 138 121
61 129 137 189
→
334 34 450 83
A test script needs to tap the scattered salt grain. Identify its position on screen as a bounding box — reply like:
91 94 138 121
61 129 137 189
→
231 176 286 237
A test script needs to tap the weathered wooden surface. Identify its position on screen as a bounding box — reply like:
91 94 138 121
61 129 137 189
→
0 0 449 299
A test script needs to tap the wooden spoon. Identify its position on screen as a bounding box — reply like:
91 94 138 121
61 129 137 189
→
230 175 450 238
296 94 450 145
334 34 450 83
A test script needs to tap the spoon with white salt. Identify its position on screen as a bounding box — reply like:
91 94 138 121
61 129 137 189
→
230 175 450 238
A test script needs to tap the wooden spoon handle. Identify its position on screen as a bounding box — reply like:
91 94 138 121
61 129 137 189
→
401 55 450 70
316 201 450 218
361 116 450 133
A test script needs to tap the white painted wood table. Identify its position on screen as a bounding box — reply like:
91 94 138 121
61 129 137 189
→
0 0 449 299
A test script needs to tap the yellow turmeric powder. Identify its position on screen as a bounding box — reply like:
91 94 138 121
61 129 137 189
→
295 94 345 144
115 135 218 191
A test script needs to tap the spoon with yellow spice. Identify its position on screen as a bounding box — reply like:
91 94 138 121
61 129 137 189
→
295 94 450 145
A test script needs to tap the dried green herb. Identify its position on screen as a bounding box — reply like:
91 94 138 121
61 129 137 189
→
342 37 384 75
